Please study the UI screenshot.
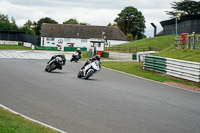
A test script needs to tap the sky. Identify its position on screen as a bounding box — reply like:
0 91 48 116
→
0 0 182 37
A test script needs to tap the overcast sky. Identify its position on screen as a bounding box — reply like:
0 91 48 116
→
0 0 182 37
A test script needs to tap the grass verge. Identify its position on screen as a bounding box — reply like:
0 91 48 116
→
154 46 200 62
0 107 58 133
119 35 176 49
102 61 200 90
80 51 89 61
0 45 31 50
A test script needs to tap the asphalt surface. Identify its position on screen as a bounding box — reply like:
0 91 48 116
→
0 59 200 133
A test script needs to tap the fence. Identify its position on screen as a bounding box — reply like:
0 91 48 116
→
175 35 200 50
187 35 200 50
143 56 200 82
0 31 40 46
104 46 162 53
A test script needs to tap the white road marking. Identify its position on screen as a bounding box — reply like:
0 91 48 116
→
0 104 67 133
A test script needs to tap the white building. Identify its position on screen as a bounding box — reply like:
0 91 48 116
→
41 24 127 51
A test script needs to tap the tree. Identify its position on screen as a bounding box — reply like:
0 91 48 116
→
20 20 36 35
107 23 117 27
126 33 133 41
114 6 146 40
166 0 200 17
0 21 18 31
107 23 112 26
0 13 19 31
0 13 9 22
79 22 90 25
19 26 35 35
34 17 58 36
63 18 79 24
24 20 33 28
0 14 35 35
11 17 16 24
63 18 89 25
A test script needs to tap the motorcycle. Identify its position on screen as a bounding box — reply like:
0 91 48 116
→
77 60 101 79
70 52 80 62
45 56 65 72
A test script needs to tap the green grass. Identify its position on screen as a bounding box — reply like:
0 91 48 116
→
80 51 89 61
102 62 200 88
0 107 58 133
120 35 176 49
154 46 200 62
105 35 176 53
0 45 31 50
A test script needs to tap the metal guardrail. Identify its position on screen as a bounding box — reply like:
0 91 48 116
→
143 56 167 74
175 35 200 50
109 52 133 60
104 46 162 53
100 51 136 60
143 56 200 82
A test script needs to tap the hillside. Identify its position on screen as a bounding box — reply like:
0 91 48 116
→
120 35 176 49
119 35 200 63
154 46 200 62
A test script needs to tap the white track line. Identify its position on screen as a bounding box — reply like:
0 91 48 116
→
0 104 67 133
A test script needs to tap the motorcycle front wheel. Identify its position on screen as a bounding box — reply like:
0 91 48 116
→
77 70 83 78
85 70 94 79
48 64 57 72
45 65 50 72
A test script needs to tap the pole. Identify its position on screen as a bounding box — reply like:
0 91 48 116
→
175 17 177 37
175 13 181 37
150 23 157 37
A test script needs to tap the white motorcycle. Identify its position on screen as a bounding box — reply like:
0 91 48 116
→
77 60 101 79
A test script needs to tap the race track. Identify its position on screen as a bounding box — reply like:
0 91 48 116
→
0 59 200 133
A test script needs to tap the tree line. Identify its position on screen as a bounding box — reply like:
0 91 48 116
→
0 0 199 40
0 15 88 36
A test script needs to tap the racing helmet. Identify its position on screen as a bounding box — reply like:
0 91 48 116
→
60 54 65 59
77 48 81 51
95 55 101 61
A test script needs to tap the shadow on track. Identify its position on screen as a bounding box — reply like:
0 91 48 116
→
43 71 68 74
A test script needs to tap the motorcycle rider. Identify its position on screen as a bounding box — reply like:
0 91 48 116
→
70 48 82 62
81 54 101 70
76 48 82 59
47 54 66 70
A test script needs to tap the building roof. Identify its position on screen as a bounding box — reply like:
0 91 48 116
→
160 14 200 27
41 24 126 41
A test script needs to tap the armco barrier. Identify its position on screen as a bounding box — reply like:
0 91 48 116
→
132 54 137 60
101 51 136 60
64 47 87 51
143 56 167 73
109 52 133 60
143 56 200 82
102 51 109 58
34 46 58 51
88 51 93 58
88 51 109 58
